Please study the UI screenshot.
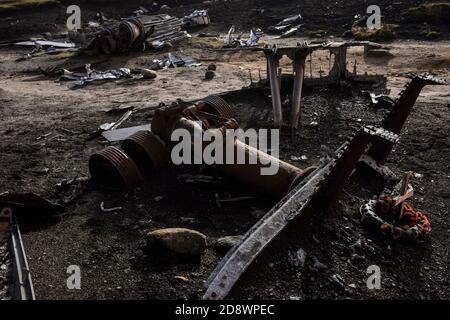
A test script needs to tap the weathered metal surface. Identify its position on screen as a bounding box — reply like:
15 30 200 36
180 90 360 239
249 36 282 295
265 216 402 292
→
219 139 305 198
199 95 236 119
10 223 35 300
203 126 399 300
121 130 170 172
367 74 446 164
89 146 143 187
150 98 314 198
265 50 283 127
101 124 151 142
359 154 397 180
290 53 306 130
87 14 189 54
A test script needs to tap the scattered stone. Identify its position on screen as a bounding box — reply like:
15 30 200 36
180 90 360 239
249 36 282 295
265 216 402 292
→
312 235 320 244
350 254 365 264
288 248 307 267
290 155 308 162
311 256 327 271
365 48 394 58
330 274 346 289
250 206 266 219
205 70 215 80
349 238 363 254
153 196 164 202
214 235 243 253
174 275 190 283
180 217 195 224
141 69 158 79
342 30 353 38
146 228 207 256
309 121 319 127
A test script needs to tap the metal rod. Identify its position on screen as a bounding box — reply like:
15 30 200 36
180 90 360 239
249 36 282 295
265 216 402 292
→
266 53 283 127
290 55 306 130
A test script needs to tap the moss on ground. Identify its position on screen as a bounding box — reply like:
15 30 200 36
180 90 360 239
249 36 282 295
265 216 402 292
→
0 0 59 11
402 3 450 23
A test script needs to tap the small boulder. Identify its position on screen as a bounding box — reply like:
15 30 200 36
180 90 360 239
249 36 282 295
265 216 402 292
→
205 70 215 80
288 248 307 267
365 49 394 58
141 69 158 79
146 228 207 256
214 235 242 253
207 63 217 71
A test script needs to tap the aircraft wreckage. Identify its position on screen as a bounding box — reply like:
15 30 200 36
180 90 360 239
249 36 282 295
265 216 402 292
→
87 71 445 299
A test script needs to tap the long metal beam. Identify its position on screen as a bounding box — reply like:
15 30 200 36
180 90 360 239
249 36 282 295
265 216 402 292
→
204 126 399 300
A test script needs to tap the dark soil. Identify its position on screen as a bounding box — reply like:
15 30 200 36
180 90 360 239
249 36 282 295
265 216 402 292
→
1 0 450 42
0 0 448 300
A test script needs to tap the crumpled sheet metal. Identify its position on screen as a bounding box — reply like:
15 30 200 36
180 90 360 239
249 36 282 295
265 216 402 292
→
59 66 131 87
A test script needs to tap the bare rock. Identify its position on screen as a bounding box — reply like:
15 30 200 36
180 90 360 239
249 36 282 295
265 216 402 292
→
289 248 307 267
214 235 242 253
205 70 215 80
146 228 207 256
141 69 158 79
365 48 394 58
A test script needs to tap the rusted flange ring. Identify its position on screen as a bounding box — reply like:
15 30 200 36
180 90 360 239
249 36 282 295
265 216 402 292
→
121 131 170 173
89 146 143 187
200 95 235 119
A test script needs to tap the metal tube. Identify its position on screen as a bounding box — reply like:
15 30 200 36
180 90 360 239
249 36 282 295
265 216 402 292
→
290 55 306 130
266 53 283 127
219 139 304 198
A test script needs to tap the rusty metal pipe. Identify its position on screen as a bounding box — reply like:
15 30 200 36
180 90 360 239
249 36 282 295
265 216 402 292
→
290 55 306 130
266 53 283 127
151 104 311 198
219 139 305 198
176 121 310 198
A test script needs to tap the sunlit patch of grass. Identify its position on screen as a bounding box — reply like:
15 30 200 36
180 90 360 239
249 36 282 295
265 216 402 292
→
352 24 396 42
46 50 80 60
402 3 450 23
191 36 224 49
0 0 60 11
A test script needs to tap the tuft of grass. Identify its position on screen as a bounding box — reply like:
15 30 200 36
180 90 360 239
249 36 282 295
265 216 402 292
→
47 50 80 60
402 3 450 23
0 0 60 11
191 36 224 49
352 24 396 42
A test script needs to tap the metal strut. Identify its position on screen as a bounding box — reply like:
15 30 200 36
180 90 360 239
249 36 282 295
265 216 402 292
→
204 126 399 300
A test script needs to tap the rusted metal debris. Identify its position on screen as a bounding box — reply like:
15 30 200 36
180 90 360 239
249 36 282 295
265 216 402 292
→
203 126 399 300
122 130 170 173
9 222 35 300
102 124 151 143
150 97 316 198
359 74 446 179
89 95 314 198
225 41 384 128
202 73 446 299
86 14 190 54
89 146 143 187
0 192 65 221
366 74 446 165
0 207 35 300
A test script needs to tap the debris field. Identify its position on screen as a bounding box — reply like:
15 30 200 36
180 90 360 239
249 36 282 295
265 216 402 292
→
0 0 449 300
